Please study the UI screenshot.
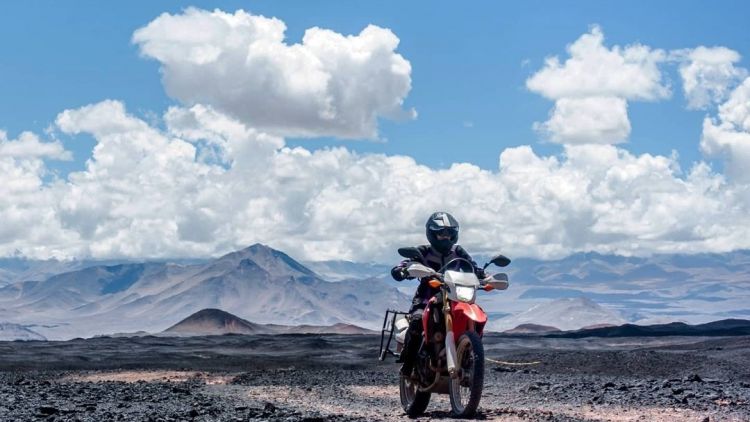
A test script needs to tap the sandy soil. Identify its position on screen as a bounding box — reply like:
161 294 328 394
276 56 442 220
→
0 334 748 421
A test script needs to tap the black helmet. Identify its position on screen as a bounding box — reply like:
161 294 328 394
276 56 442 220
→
425 212 459 254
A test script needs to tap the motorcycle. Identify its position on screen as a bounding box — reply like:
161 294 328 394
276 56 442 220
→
379 247 511 418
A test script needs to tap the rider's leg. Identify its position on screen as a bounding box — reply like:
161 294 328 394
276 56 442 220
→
400 306 425 376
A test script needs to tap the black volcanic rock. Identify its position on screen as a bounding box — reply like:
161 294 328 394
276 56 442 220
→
164 308 266 335
263 322 376 335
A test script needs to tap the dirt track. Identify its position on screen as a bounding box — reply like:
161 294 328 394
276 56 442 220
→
1 334 749 421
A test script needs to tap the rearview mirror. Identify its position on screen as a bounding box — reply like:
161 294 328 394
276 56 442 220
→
398 247 424 260
488 254 511 268
486 280 509 290
492 273 508 281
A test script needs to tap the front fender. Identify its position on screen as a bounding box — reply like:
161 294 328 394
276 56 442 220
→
451 302 488 339
452 302 488 324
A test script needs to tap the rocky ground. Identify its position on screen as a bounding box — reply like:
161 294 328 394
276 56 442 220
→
0 334 749 421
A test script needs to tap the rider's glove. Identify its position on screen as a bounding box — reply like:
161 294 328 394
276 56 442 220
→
391 266 409 281
475 267 487 281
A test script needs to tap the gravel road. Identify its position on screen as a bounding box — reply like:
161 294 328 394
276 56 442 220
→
1 334 748 421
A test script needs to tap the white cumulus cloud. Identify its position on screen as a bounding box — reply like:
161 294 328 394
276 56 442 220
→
0 131 73 256
676 46 747 109
0 130 71 160
527 26 668 145
701 76 750 183
534 97 631 145
132 8 415 139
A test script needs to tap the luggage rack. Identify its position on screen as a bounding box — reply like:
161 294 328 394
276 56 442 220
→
378 309 409 361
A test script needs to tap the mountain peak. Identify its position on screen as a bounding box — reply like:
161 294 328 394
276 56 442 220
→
244 243 273 253
216 244 318 279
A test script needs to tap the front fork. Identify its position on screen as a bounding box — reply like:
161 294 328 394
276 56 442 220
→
443 295 459 378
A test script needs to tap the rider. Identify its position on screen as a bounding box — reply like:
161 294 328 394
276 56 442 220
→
391 211 485 376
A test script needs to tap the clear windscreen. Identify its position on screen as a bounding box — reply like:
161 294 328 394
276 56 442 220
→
440 258 475 273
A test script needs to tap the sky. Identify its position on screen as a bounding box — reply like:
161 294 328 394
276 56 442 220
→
1 1 750 262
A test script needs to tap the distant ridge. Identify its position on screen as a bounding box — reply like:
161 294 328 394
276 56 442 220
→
503 323 561 334
0 322 46 341
494 297 626 331
543 318 750 338
163 308 376 336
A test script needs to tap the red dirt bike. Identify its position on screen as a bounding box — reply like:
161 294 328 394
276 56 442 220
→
379 247 510 418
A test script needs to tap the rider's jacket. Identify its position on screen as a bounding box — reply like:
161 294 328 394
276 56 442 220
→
391 244 482 311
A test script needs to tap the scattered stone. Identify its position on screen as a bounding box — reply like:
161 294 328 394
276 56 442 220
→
263 402 277 413
38 406 58 416
171 386 190 394
686 374 703 383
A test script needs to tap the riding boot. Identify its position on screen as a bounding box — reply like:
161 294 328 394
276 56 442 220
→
399 339 419 376
399 318 422 377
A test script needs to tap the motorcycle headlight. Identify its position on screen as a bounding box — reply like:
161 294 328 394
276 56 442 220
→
455 285 475 302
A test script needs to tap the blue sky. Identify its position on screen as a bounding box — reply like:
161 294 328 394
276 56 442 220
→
2 1 747 174
2 2 750 261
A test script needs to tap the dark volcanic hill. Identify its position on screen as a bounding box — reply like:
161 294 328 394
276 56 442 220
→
164 308 264 335
162 308 376 336
547 318 750 338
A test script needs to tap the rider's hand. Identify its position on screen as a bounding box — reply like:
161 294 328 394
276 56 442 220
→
391 266 409 281
475 268 487 281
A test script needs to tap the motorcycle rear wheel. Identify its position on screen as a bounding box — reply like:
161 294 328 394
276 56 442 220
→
399 374 431 416
449 331 484 418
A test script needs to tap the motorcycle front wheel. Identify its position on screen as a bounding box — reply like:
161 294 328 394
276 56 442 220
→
399 374 431 416
449 331 484 418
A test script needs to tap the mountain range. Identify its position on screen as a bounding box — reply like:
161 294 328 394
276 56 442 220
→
1 245 750 340
0 244 409 340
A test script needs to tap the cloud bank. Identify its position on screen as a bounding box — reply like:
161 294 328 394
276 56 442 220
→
3 97 749 263
1 12 750 263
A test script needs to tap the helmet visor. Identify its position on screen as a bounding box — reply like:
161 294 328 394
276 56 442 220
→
433 227 457 240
